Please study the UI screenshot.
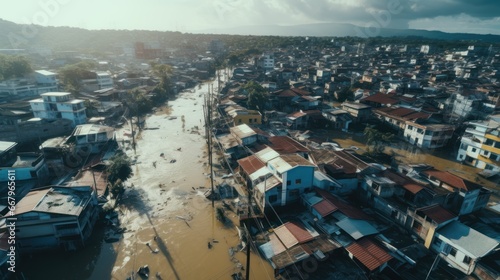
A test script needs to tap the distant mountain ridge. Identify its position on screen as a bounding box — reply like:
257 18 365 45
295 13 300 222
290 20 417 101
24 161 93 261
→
198 22 500 42
1 19 500 52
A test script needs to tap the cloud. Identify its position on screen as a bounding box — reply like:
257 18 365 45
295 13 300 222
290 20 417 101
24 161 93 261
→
409 14 500 35
196 0 500 34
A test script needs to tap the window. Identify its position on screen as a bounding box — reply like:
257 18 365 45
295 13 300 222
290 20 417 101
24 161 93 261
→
287 180 291 186
463 255 471 265
295 179 302 185
249 119 253 123
433 238 442 248
269 195 277 203
450 247 457 257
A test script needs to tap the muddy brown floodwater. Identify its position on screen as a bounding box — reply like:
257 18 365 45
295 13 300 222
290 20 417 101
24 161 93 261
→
21 81 274 280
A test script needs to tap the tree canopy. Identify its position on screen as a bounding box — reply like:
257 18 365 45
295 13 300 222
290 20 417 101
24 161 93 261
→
244 81 268 114
59 60 97 93
0 54 32 81
364 126 395 155
106 153 133 196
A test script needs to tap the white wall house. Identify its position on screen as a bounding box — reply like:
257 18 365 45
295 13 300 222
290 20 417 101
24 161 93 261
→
457 119 500 173
0 141 49 184
0 70 58 97
404 122 455 149
259 53 275 70
431 221 499 275
29 92 87 127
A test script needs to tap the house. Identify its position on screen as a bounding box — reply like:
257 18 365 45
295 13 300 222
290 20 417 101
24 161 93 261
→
403 122 455 149
457 119 500 173
341 102 372 123
29 92 87 127
0 186 99 252
431 221 499 275
259 220 339 275
252 153 316 211
286 110 325 130
360 92 399 108
227 108 262 126
0 141 49 187
406 204 458 248
420 168 490 214
321 109 353 131
67 124 116 154
0 70 58 97
345 237 393 274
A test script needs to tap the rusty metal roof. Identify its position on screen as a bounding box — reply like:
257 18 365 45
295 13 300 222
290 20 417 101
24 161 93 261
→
312 199 338 217
284 221 314 244
315 188 373 220
346 238 393 271
422 168 482 192
416 204 457 224
268 136 309 155
237 155 265 176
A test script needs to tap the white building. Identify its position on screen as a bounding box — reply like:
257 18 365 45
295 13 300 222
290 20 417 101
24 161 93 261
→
457 119 500 172
431 221 499 275
0 70 58 97
259 53 275 70
403 122 455 149
96 72 113 89
29 92 87 127
69 124 116 154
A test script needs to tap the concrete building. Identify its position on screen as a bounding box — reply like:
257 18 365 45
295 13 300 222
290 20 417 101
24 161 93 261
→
68 124 116 154
0 186 99 252
403 122 455 149
0 70 58 97
0 141 49 185
29 92 87 127
457 119 500 173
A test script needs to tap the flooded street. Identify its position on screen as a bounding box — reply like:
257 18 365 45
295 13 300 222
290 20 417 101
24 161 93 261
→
326 131 500 196
21 81 274 280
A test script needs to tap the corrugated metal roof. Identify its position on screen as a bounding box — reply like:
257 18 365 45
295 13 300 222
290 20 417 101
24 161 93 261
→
315 188 373 220
403 183 425 194
438 221 499 258
285 221 314 243
13 188 51 215
346 238 393 271
336 218 379 240
274 224 299 249
312 200 337 217
268 136 309 155
230 124 256 139
255 147 280 163
416 204 456 224
423 169 481 191
238 155 265 176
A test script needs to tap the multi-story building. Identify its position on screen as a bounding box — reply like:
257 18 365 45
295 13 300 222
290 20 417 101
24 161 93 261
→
29 92 87 127
0 70 58 97
0 141 49 186
403 122 455 149
258 53 275 70
457 119 500 172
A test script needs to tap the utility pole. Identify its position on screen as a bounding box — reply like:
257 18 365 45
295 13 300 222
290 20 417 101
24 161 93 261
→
245 183 252 280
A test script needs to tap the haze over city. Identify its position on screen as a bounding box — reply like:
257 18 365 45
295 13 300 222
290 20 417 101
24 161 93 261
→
1 0 500 35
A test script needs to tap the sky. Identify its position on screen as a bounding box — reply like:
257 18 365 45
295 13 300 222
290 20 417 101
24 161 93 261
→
1 0 499 35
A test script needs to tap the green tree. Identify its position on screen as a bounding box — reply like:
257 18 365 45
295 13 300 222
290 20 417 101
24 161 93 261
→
244 81 268 114
150 62 173 101
0 55 32 80
106 153 133 197
59 61 96 93
364 127 395 155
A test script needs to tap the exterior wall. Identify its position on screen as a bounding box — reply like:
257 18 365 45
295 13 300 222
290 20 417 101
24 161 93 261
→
404 123 454 148
431 234 476 275
30 96 87 127
0 155 48 182
233 113 262 126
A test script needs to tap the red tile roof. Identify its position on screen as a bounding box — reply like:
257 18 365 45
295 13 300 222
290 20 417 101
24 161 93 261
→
422 169 482 191
284 221 314 244
315 188 373 220
312 199 338 217
403 184 425 194
346 238 393 271
237 155 265 175
416 204 457 224
268 136 309 155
